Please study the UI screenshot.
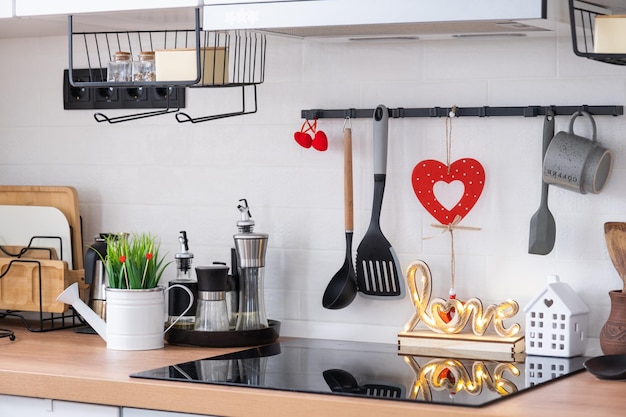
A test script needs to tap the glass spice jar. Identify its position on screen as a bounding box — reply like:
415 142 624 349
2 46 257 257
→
107 51 132 82
133 51 156 82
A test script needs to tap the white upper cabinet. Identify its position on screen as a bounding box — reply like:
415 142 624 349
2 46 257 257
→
0 0 201 39
0 0 14 18
204 0 295 3
201 0 546 30
15 0 201 16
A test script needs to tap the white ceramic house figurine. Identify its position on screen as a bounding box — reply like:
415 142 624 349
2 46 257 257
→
524 356 584 387
523 275 589 357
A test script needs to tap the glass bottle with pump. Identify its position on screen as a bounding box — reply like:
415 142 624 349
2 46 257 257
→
234 199 269 331
167 231 197 329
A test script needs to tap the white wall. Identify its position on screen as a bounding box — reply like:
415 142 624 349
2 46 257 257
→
1 29 625 344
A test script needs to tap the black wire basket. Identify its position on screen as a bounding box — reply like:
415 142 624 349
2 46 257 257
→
569 0 626 66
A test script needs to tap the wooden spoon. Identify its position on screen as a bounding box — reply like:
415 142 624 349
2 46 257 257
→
604 222 626 291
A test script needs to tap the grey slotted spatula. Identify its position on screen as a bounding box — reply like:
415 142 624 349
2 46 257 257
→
355 105 405 298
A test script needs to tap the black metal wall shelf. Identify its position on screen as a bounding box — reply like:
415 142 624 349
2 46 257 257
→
568 0 626 66
67 7 266 123
301 105 623 120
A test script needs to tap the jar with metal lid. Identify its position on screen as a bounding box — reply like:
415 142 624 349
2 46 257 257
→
107 51 132 82
133 51 156 82
194 265 230 332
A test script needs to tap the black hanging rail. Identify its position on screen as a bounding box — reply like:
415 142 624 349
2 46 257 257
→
301 105 623 120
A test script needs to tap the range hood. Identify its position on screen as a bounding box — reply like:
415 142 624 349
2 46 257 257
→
202 0 568 40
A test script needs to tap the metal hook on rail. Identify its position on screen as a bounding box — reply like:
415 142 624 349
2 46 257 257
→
343 116 352 131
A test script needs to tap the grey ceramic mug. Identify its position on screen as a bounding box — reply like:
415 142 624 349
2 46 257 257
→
542 111 613 194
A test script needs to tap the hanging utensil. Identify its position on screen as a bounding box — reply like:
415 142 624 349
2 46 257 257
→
323 369 404 398
323 124 358 309
323 369 359 392
604 222 626 291
355 105 404 298
528 110 556 255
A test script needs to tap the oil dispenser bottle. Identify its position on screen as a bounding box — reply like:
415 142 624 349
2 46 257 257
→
175 231 194 281
167 231 198 329
233 199 269 331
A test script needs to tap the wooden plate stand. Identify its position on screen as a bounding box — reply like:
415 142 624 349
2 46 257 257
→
0 186 87 331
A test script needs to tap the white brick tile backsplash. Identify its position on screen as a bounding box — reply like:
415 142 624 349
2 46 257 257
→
2 31 625 344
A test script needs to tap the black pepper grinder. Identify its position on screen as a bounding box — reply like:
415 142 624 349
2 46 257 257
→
194 265 230 332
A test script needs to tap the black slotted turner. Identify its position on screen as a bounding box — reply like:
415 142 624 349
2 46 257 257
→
355 105 405 299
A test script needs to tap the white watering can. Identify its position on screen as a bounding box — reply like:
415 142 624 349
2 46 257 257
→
57 282 193 350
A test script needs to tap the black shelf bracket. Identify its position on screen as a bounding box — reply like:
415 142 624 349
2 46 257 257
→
301 105 623 120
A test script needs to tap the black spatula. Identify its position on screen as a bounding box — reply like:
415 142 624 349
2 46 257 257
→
355 105 404 298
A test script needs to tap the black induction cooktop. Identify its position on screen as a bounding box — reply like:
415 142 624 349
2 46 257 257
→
130 338 587 407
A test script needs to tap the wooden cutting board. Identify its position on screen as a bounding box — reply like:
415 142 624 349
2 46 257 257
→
0 258 78 313
0 245 58 260
0 205 73 268
0 186 82 269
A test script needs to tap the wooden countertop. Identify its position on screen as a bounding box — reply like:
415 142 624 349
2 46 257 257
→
0 321 623 417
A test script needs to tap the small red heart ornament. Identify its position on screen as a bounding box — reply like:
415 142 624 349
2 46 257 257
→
294 131 312 148
438 307 454 323
438 368 456 385
311 131 328 151
411 158 485 225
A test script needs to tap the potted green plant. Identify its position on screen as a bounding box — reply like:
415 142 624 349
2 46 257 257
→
59 232 193 350
102 232 192 350
103 232 170 289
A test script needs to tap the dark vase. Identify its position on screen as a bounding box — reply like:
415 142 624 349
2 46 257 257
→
600 290 626 355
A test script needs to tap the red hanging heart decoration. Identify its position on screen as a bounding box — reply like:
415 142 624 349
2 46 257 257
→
294 131 312 148
411 158 485 225
438 368 456 385
294 118 327 151
311 130 328 151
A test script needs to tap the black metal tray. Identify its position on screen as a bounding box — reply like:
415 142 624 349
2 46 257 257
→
165 320 280 348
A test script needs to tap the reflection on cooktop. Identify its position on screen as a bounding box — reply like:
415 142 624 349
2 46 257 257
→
130 338 588 407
